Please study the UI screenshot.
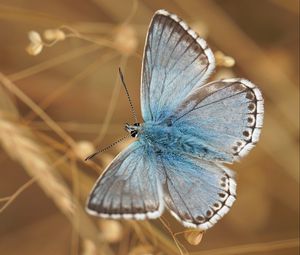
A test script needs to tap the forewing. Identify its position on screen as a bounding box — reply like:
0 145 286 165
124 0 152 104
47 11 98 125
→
161 154 236 230
86 142 163 219
141 9 215 122
170 79 264 162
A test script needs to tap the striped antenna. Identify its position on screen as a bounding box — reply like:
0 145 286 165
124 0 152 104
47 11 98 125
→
85 68 137 161
118 68 138 123
85 134 130 161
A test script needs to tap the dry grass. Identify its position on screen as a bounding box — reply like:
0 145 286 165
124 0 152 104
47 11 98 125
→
0 0 299 254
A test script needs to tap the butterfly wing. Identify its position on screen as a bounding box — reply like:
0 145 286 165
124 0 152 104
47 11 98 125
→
86 142 163 219
161 153 236 230
169 79 264 162
141 10 215 122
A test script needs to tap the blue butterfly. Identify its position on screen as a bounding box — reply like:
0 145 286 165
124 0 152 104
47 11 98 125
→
86 9 264 230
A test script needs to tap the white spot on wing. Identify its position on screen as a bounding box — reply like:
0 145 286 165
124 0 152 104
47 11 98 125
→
199 221 213 230
156 9 170 16
253 87 263 100
179 21 189 30
252 128 261 143
170 14 180 22
208 215 219 224
239 143 255 157
257 101 264 114
240 79 255 88
187 29 198 38
225 195 236 207
229 178 237 196
217 206 230 217
133 214 146 220
256 114 264 127
196 37 207 49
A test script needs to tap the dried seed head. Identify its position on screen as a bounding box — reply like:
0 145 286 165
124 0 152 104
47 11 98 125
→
215 51 235 67
98 220 123 243
28 30 42 44
44 29 66 41
26 31 43 55
184 230 204 245
26 43 43 56
74 140 95 159
114 25 138 55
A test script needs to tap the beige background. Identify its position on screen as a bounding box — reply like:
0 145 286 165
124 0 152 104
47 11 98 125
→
0 0 299 254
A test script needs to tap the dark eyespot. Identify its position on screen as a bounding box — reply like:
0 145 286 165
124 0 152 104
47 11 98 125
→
123 208 130 213
196 215 205 222
193 44 200 51
248 103 255 111
213 202 220 208
237 141 242 146
206 210 213 217
134 207 143 213
219 193 226 198
243 130 250 137
183 212 192 220
246 91 255 100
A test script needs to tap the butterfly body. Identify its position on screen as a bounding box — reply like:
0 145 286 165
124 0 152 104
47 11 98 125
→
136 121 231 162
86 9 264 231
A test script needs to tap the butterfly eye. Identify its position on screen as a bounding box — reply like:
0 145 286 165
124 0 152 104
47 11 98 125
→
130 131 138 137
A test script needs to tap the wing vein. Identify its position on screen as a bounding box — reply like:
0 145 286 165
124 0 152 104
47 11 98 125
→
174 83 246 122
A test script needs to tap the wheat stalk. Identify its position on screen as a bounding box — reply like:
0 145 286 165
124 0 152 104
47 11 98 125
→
0 74 112 255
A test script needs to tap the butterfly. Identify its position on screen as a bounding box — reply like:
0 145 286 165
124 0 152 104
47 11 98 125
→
85 9 264 230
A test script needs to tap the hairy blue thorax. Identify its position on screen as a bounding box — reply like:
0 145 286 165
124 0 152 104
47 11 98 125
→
136 121 231 162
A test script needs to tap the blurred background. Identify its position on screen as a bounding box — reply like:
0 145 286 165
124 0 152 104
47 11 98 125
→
0 0 299 254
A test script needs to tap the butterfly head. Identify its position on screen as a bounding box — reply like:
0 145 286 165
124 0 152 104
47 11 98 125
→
125 123 141 138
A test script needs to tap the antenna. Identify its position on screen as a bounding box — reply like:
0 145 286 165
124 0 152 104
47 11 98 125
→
118 68 138 123
85 134 130 161
85 69 137 161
